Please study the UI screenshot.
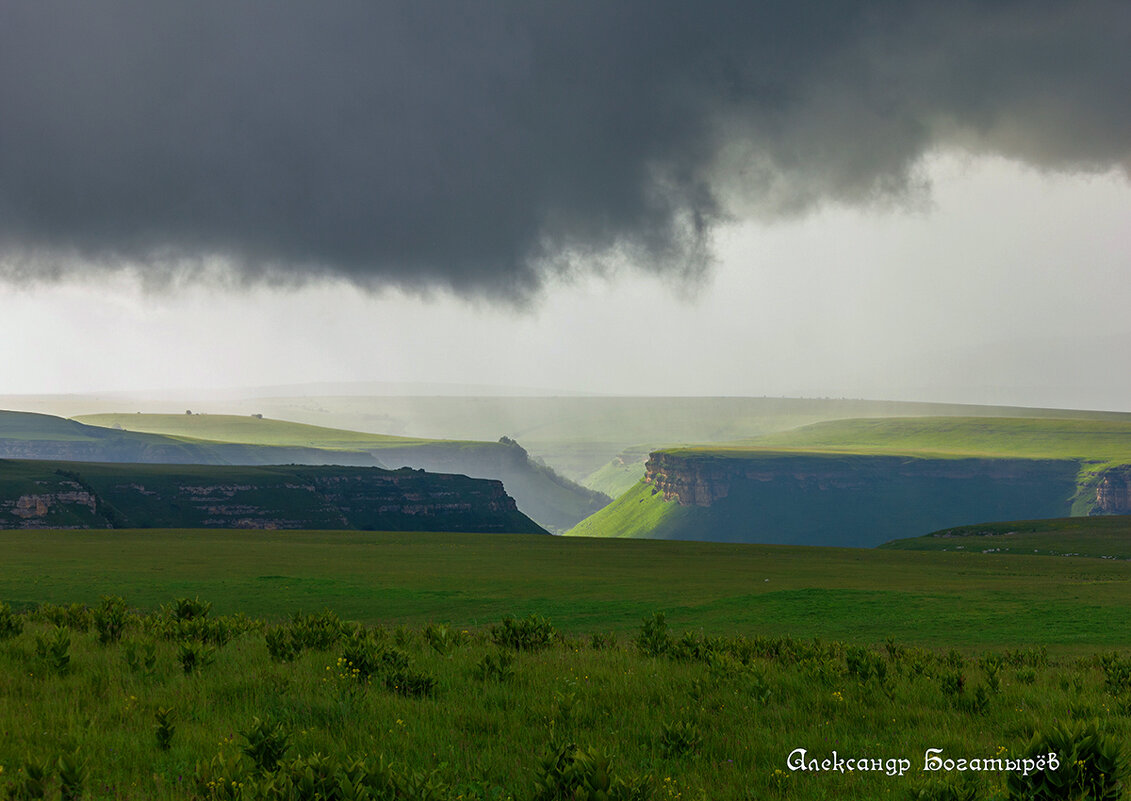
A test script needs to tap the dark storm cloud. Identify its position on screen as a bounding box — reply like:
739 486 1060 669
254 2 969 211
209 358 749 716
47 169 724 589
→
0 1 1127 299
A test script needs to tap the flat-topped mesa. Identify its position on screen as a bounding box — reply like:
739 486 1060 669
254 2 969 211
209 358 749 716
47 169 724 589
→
0 461 546 533
1095 466 1131 514
644 450 1091 509
644 451 930 507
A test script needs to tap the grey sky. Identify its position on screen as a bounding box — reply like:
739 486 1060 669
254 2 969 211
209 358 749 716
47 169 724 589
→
0 3 1128 410
2 153 1128 410
1 2 1128 296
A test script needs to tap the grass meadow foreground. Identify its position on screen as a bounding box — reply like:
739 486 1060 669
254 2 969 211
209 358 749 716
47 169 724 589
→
3 530 1131 799
2 602 1131 801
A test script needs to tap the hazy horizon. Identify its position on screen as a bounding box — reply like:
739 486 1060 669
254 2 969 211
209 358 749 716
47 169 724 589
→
1 4 1127 413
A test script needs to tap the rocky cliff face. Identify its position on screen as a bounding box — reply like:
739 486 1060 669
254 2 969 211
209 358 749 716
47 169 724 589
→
0 461 545 533
643 451 1081 507
374 439 610 532
631 450 1085 547
0 477 99 528
1094 467 1131 514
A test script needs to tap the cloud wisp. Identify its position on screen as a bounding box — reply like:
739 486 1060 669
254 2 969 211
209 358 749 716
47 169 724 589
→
1 1 1127 301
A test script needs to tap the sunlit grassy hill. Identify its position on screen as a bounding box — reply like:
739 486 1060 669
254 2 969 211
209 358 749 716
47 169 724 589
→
73 413 439 450
0 410 376 465
882 515 1131 559
730 416 1131 465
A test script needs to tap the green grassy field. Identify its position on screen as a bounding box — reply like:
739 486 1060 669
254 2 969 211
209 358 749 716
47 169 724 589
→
5 531 1131 799
5 529 1131 651
8 606 1131 801
716 416 1131 465
0 410 238 455
882 515 1131 560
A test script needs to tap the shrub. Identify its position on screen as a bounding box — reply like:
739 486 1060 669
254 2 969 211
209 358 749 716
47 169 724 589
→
385 668 437 698
635 612 671 658
956 683 990 715
1004 646 1048 668
884 636 907 663
35 602 91 633
154 707 175 751
93 595 129 645
167 597 212 622
7 756 51 800
338 634 385 683
194 750 426 801
424 622 463 654
1099 652 1131 694
846 646 888 685
941 649 965 670
658 720 702 758
35 626 71 676
1006 719 1126 800
474 650 515 683
241 717 291 774
668 630 715 662
748 668 773 706
0 601 23 640
532 742 652 801
393 624 416 648
939 670 965 698
289 610 343 651
56 752 87 801
979 653 1004 693
122 640 158 676
179 642 216 675
491 614 556 652
264 626 300 663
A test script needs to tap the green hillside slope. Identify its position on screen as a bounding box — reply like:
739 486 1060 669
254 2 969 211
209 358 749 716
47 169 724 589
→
74 412 434 449
741 416 1131 463
581 446 652 497
0 410 379 466
881 515 1131 559
567 480 690 539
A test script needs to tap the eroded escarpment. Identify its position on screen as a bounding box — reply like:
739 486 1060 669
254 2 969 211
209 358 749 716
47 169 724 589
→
0 461 545 533
1094 466 1131 514
0 481 100 528
643 450 1099 514
644 451 1084 508
632 450 1087 547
